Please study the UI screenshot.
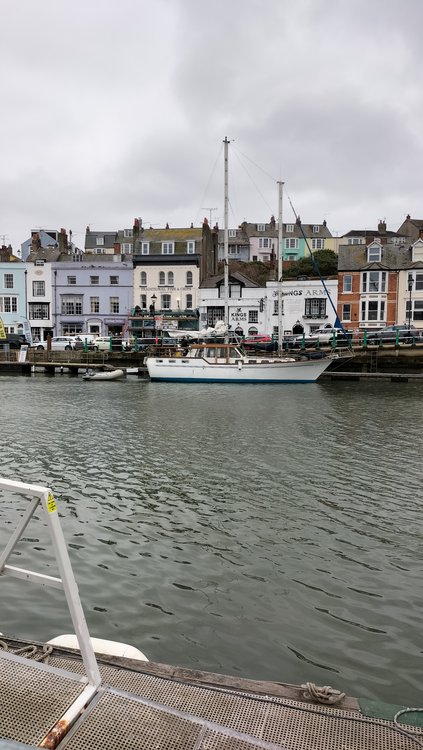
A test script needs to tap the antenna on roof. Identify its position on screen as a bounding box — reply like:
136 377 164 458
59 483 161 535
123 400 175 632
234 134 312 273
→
202 207 218 225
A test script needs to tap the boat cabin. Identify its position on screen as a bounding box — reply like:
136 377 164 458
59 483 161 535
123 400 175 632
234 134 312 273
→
189 343 243 361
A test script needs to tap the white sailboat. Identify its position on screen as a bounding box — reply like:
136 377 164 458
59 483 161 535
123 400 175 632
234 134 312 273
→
146 139 334 384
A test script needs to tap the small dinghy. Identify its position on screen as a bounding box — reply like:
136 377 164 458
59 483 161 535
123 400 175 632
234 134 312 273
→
82 368 125 381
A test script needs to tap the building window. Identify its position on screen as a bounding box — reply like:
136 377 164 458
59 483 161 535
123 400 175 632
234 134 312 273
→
348 237 362 245
162 242 174 255
412 300 423 321
311 239 324 250
259 237 272 249
90 297 99 313
186 294 193 309
313 225 319 233
90 276 99 285
362 271 386 293
415 272 423 291
161 294 171 309
110 275 119 285
159 271 165 285
229 284 241 298
167 271 174 286
257 224 265 232
249 310 258 323
342 303 351 322
0 296 17 313
367 244 381 262
61 296 82 315
286 224 294 232
186 271 193 286
124 228 133 238
35 259 45 266
96 237 104 246
285 238 298 250
67 276 76 285
187 241 195 254
228 230 236 238
121 243 132 253
3 274 13 289
273 299 279 315
28 303 48 319
361 299 385 323
140 294 147 308
286 254 297 260
32 280 45 296
140 271 147 286
343 274 352 293
95 248 104 254
141 242 149 255
305 299 327 318
109 297 119 313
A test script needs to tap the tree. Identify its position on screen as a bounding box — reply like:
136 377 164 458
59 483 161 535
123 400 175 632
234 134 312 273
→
282 249 338 279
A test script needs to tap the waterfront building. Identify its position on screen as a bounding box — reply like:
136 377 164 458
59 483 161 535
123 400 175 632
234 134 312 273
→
198 274 338 339
337 236 423 333
241 217 332 262
396 214 423 242
0 245 29 338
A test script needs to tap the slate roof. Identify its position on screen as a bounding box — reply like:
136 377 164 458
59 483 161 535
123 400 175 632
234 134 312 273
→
337 243 423 271
200 271 260 288
84 230 117 250
242 221 332 238
136 227 202 242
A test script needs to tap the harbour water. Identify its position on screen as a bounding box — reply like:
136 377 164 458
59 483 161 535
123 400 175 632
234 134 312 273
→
0 373 422 706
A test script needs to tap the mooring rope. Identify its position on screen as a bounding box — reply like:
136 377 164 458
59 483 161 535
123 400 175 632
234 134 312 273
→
301 682 346 705
0 639 53 663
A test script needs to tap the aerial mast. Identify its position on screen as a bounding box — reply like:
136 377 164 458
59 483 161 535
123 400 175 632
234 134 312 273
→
277 181 284 354
223 137 229 335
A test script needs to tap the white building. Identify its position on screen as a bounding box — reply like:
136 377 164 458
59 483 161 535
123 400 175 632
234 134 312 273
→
198 273 338 338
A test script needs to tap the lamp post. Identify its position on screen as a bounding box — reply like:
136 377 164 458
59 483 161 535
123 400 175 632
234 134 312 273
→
408 273 414 332
150 294 157 315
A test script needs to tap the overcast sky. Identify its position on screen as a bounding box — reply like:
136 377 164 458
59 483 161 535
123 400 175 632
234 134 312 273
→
1 0 422 252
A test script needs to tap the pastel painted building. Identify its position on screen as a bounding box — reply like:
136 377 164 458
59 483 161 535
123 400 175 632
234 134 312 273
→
0 247 29 337
241 217 332 262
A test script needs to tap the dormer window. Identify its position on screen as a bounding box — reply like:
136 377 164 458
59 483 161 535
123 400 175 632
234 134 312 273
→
367 243 382 262
96 236 104 246
313 225 319 233
286 224 294 233
228 229 236 238
257 224 265 232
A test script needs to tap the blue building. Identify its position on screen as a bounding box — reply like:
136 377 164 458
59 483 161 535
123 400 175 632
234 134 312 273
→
0 246 31 341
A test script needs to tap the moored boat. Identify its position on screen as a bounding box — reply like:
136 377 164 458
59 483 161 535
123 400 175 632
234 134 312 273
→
146 342 332 383
82 368 125 381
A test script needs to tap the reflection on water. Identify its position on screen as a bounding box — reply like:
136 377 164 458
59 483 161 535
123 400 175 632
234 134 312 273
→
0 374 423 704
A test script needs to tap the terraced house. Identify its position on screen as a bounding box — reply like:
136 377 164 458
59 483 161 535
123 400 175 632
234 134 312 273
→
241 216 333 262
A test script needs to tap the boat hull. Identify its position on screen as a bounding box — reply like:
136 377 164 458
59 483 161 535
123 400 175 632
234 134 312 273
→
146 357 331 383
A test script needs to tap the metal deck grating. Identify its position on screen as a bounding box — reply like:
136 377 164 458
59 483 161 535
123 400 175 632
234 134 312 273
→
49 656 422 750
0 654 86 746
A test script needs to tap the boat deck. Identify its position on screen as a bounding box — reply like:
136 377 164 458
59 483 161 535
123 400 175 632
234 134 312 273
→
0 641 421 750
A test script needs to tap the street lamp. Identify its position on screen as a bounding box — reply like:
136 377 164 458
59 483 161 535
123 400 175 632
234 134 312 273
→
408 273 414 331
150 294 157 315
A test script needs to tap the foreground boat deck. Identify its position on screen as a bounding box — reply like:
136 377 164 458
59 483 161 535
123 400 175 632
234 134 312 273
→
0 640 421 749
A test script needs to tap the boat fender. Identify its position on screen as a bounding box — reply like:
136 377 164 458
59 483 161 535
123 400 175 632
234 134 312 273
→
47 634 149 661
237 360 243 370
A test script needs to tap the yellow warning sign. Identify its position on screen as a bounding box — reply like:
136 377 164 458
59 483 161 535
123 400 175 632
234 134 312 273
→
0 317 6 340
47 494 57 513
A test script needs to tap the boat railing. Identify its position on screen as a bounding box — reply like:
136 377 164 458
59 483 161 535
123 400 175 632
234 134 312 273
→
0 477 101 691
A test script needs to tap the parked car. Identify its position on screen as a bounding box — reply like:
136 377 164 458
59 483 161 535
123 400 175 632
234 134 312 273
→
34 336 82 351
366 325 422 343
94 336 131 352
293 326 351 347
0 334 30 349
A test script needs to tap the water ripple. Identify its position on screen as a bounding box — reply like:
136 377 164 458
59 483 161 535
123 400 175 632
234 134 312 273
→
0 375 422 705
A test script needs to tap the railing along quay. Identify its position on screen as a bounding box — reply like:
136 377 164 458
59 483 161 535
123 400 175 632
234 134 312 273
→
1 339 423 378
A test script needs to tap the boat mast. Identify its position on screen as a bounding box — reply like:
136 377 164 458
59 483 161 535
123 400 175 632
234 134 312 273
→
277 180 284 354
223 137 229 336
